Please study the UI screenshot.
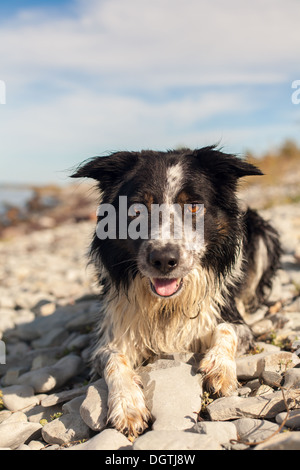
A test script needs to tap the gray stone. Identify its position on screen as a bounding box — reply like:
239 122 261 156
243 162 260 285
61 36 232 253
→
191 421 237 445
68 428 132 450
0 309 16 332
260 370 283 388
13 308 75 341
36 301 57 317
27 440 45 450
1 367 29 386
133 430 222 450
236 351 300 381
288 312 300 330
62 395 85 415
141 359 202 431
80 379 108 431
263 351 300 373
285 297 300 312
31 354 58 370
41 385 89 407
254 431 300 450
0 411 12 424
276 409 300 429
282 367 300 389
206 390 297 421
2 412 27 424
1 385 40 412
253 384 273 396
41 413 91 446
0 422 42 450
18 354 83 393
65 309 97 331
31 327 69 349
237 386 252 397
236 352 269 381
252 319 273 336
233 418 279 445
255 342 280 353
26 404 63 423
64 333 91 351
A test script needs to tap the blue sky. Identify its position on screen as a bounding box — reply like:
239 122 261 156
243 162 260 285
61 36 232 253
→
0 0 300 184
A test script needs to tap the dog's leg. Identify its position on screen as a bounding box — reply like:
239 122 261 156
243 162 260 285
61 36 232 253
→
94 346 151 437
200 323 238 396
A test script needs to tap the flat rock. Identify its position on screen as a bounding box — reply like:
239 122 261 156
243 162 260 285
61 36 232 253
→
0 411 12 424
31 327 69 349
41 413 91 446
276 409 300 428
141 359 202 431
62 396 85 415
206 390 299 421
0 422 42 450
26 404 63 423
285 297 300 312
259 370 283 388
41 385 89 407
18 354 83 393
1 385 40 412
236 351 300 381
2 411 27 424
80 379 108 431
191 421 237 445
263 351 300 373
233 418 279 445
254 431 300 450
133 430 222 450
68 428 132 450
282 367 300 389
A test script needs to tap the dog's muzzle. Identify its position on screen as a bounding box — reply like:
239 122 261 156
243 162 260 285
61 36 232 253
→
147 245 183 297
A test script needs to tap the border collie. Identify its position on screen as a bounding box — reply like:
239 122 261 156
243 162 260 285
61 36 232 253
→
72 146 281 437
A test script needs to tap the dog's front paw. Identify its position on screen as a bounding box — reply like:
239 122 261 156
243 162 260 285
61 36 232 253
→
200 353 237 396
107 377 151 437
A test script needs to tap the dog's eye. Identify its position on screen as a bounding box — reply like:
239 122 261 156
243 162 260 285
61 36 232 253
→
187 203 200 214
128 203 145 218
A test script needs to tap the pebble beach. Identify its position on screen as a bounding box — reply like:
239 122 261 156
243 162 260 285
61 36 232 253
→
0 181 300 451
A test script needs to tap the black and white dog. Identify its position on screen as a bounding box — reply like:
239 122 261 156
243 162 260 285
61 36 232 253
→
72 146 281 437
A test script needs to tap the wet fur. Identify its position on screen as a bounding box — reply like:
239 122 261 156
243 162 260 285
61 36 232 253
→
72 146 281 436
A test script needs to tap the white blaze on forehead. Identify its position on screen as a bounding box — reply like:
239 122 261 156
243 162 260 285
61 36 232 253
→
165 162 183 204
148 162 183 245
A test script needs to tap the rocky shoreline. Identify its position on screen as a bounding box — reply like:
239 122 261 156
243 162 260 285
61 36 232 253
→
0 194 300 450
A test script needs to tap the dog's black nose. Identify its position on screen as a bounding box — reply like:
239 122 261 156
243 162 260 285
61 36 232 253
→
148 246 179 274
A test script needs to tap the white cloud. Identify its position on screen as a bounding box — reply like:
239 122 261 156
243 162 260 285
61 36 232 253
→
1 0 299 89
0 0 300 183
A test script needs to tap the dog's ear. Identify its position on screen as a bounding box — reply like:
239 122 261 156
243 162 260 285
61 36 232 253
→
193 146 263 180
71 151 139 189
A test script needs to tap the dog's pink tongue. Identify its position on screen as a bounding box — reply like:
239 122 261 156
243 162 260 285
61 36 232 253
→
153 278 179 297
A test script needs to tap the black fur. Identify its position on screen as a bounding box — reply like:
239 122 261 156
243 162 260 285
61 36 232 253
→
72 146 281 351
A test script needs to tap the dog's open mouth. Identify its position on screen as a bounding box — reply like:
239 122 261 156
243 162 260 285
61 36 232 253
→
150 278 183 297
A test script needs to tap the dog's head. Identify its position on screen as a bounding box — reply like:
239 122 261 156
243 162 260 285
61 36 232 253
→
72 147 262 298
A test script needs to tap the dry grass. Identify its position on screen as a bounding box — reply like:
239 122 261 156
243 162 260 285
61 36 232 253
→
245 139 300 187
240 139 300 208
